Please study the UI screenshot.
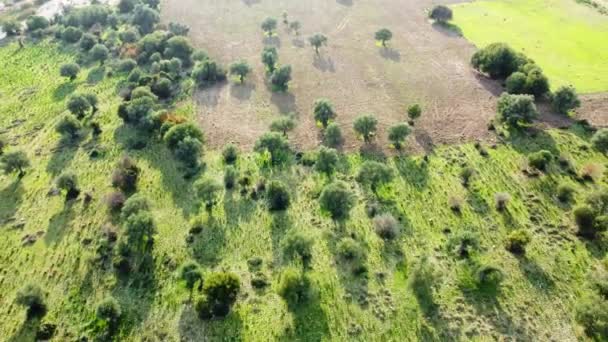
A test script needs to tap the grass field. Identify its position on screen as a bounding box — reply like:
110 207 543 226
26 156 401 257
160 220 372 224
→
451 0 608 94
2 39 608 340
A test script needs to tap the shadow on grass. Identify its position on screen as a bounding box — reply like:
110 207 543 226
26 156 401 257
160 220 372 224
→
379 47 401 62
270 212 293 266
516 256 555 292
223 191 257 227
178 304 243 341
270 90 297 114
53 81 79 101
190 217 226 267
326 231 370 307
431 21 463 37
312 54 335 73
507 127 560 156
44 201 76 245
394 155 429 189
279 294 330 341
0 179 24 223
8 316 42 342
359 143 386 162
229 82 255 101
46 140 79 176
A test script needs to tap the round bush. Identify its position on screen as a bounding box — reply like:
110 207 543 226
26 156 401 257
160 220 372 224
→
222 143 239 164
323 123 343 147
15 283 46 316
552 85 580 115
120 194 150 220
505 229 531 254
202 272 241 317
337 238 364 261
574 205 597 238
281 230 314 265
505 72 527 94
96 297 121 324
319 181 354 221
556 183 576 203
373 213 400 240
60 63 80 81
277 267 311 309
592 129 608 154
576 295 608 340
528 150 553 171
62 26 82 43
266 180 290 211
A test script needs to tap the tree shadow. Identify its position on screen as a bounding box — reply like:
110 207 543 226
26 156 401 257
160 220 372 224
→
263 35 281 48
279 294 330 341
46 141 79 176
0 179 24 224
312 54 335 73
52 81 79 101
86 66 105 85
110 267 157 339
8 316 42 342
270 212 293 266
507 127 560 156
414 129 435 154
379 47 401 62
326 232 370 307
337 0 353 6
516 256 555 292
178 304 244 341
222 191 258 227
394 155 429 189
291 38 305 48
359 143 386 162
270 91 297 114
194 82 226 109
190 217 226 267
229 82 255 101
44 201 76 245
431 21 463 37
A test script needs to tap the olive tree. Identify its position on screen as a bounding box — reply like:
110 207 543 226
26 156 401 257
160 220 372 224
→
179 261 203 300
429 5 453 23
15 283 46 318
471 43 524 79
407 104 422 123
67 94 92 119
90 43 109 65
229 60 251 83
315 147 339 176
319 181 354 221
0 150 30 177
56 115 82 140
132 4 159 34
309 33 328 54
388 123 412 150
261 47 279 72
324 123 343 147
552 85 580 115
375 28 393 46
270 117 296 137
164 36 193 67
254 132 291 165
496 93 538 128
356 160 394 193
313 99 336 128
353 115 378 143
261 17 277 35
270 65 292 91
60 63 80 81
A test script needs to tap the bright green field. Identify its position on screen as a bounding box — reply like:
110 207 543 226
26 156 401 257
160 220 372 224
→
2 40 608 341
451 0 608 93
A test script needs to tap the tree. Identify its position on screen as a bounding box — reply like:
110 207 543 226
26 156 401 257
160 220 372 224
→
324 123 343 147
195 178 222 211
67 94 92 119
261 17 278 35
111 156 140 192
496 93 538 128
319 181 354 221
84 93 99 113
60 63 80 81
0 151 30 177
592 129 608 154
222 143 239 164
199 272 240 318
356 160 394 193
505 72 527 94
270 117 296 137
471 43 525 79
90 43 109 65
164 36 193 67
26 16 49 32
552 85 581 115
407 104 422 122
79 34 97 52
375 28 393 46
429 5 453 23
315 147 339 176
118 0 138 13
174 136 203 168
1 19 20 36
309 33 328 54
277 267 311 309
229 60 251 83
313 99 336 128
254 132 291 165
353 115 378 143
15 283 46 318
118 28 139 43
55 115 82 140
62 26 83 43
388 123 411 149
179 261 203 300
524 67 550 97
261 47 278 72
132 4 159 34
96 297 122 326
56 171 79 194
192 59 226 85
152 78 172 99
164 123 205 149
121 194 150 220
270 65 292 91
281 230 314 266
267 180 290 211
123 211 156 254
289 21 301 35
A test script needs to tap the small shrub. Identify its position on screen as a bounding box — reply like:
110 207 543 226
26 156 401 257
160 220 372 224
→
429 5 453 22
222 143 239 164
447 230 480 259
96 297 121 325
201 272 241 318
120 194 150 220
505 229 531 254
528 150 553 171
407 104 422 122
55 115 82 140
505 72 527 94
56 171 79 194
60 63 80 81
471 42 525 79
448 195 464 212
223 166 238 189
388 123 411 149
195 178 222 210
576 295 608 340
0 151 30 177
254 132 290 165
179 261 202 298
337 238 364 261
315 146 339 175
592 129 608 154
373 213 400 240
475 264 503 292
313 99 336 128
106 191 126 212
111 156 140 192
277 267 311 309
80 33 97 51
356 160 393 193
574 205 597 238
353 115 378 143
556 183 576 203
15 284 46 317
62 26 83 43
496 93 538 128
266 180 290 211
552 85 580 115
319 181 354 221
281 230 314 266
460 166 475 187
270 65 292 91
494 192 511 211
323 123 343 147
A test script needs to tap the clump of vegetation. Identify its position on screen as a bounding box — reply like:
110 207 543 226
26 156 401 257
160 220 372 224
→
15 283 46 318
353 115 378 143
229 60 251 83
261 17 278 36
56 171 80 200
309 33 328 54
266 180 290 211
552 85 580 115
111 156 140 192
494 192 511 211
281 230 314 266
196 271 240 319
373 213 400 240
576 294 608 340
323 123 343 147
313 99 336 129
496 93 538 128
407 104 422 124
337 238 365 261
270 65 292 91
270 116 296 137
580 163 604 182
163 123 205 169
356 160 393 193
277 267 311 309
223 166 238 189
55 115 82 140
254 132 291 165
60 62 80 81
460 166 476 187
471 43 526 79
319 181 355 221
222 143 239 164
592 129 608 154
527 150 553 171
95 297 122 330
556 183 576 203
388 123 411 150
429 5 453 23
106 191 127 212
315 147 339 176
505 229 531 255
261 47 278 72
475 264 504 293
374 28 393 46
195 177 222 211
178 261 203 300
447 230 480 259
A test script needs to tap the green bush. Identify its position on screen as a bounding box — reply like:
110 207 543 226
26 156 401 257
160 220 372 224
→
374 28 393 46
505 72 527 94
132 4 160 34
388 123 411 149
229 60 251 83
574 205 597 238
576 294 608 340
592 129 608 153
266 180 290 211
356 160 393 193
111 156 140 192
460 166 476 187
552 85 581 115
337 238 364 261
201 272 241 318
179 261 202 298
496 93 538 128
120 194 150 220
62 26 83 43
164 123 204 149
323 123 343 147
67 94 92 118
494 192 511 211
270 65 292 91
0 151 30 177
407 104 422 121
429 5 453 22
277 267 311 309
90 43 109 64
353 115 378 143
254 132 290 165
270 117 296 137
56 171 78 193
314 147 339 175
446 230 480 259
373 213 400 240
15 283 46 317
475 264 503 292
556 183 576 203
55 115 82 139
527 150 553 171
195 178 222 210
151 77 172 99
192 59 226 85
505 229 531 254
319 181 354 221
313 99 336 128
26 16 49 32
281 230 314 265
1 19 20 36
524 67 550 97
96 297 121 324
261 47 278 72
164 36 193 67
60 62 80 81
471 43 525 79
222 143 239 164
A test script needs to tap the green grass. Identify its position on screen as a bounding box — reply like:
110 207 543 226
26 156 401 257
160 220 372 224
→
451 0 608 93
1 40 608 341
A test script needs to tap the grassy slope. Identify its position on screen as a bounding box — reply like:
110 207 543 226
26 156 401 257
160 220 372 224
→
1 41 607 341
451 0 608 94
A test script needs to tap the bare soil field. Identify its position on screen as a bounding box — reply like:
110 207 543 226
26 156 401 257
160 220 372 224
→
161 0 606 152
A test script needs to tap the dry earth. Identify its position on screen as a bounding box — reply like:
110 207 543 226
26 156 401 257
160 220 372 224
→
161 0 606 152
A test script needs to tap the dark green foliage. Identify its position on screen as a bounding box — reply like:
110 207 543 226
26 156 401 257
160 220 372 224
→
119 28 139 43
460 166 476 187
60 63 80 81
446 230 480 259
111 156 140 192
552 86 581 115
132 4 160 34
96 297 121 324
388 123 411 149
174 136 203 168
261 17 277 35
55 115 82 139
199 272 241 318
84 93 98 112
192 59 226 85
56 171 78 193
168 22 190 36
229 60 251 83
556 183 576 203
496 93 538 128
315 147 339 175
164 123 204 149
528 150 553 171
407 104 422 121
277 267 311 309
80 33 97 51
319 181 355 221
224 166 238 189
151 78 172 99
289 21 301 35
281 230 314 265
266 180 290 211
164 36 193 67
375 28 393 46
90 44 109 64
118 0 138 13
26 16 50 32
270 116 296 136
323 123 343 147
62 26 82 43
524 67 550 97
120 95 156 129
179 261 202 298
313 99 336 128
1 19 20 36
222 143 239 164
195 178 222 209
505 229 531 254
337 238 365 261
15 283 46 317
254 132 290 165
475 264 504 292
373 213 400 240
63 5 110 29
505 72 527 94
429 5 453 22
117 58 137 73
356 160 393 192
67 94 91 118
574 205 598 238
261 47 278 72
574 190 608 238
591 129 608 153
309 33 328 53
123 211 156 253
471 43 525 79
121 194 150 221
576 294 608 340
270 65 292 91
0 150 30 176
353 115 378 143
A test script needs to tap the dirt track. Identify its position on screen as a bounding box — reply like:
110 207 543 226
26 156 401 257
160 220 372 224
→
161 0 606 152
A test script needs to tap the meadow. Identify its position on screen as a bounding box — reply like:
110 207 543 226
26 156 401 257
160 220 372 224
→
451 0 608 94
